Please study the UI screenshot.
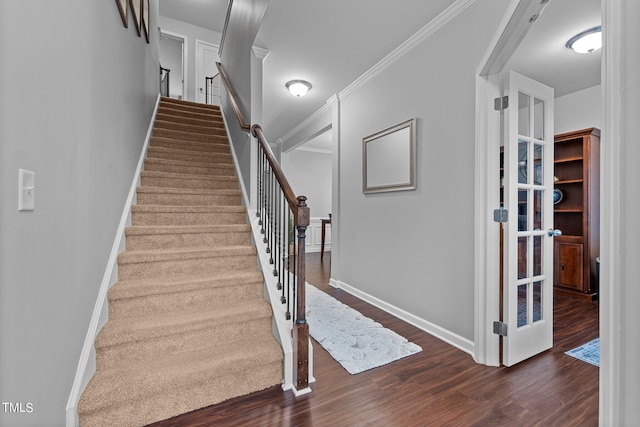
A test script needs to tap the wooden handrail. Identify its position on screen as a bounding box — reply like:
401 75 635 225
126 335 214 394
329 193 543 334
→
215 62 250 132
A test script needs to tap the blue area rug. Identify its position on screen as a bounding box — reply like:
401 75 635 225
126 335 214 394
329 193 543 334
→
565 338 600 367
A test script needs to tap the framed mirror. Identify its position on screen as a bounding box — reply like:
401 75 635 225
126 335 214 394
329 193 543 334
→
363 118 416 194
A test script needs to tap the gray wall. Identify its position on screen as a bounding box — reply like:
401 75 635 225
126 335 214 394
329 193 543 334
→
283 149 332 219
555 84 601 134
0 0 159 425
334 0 508 341
219 0 270 122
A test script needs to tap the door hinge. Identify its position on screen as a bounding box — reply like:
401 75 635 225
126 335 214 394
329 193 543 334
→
494 96 509 111
493 207 508 223
493 321 508 337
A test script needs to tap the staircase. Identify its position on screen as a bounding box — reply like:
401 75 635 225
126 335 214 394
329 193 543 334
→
78 98 283 427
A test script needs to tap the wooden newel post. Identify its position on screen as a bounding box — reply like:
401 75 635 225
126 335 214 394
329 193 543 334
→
293 195 310 391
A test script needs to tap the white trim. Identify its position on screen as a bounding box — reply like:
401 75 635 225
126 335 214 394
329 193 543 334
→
294 146 332 155
280 0 476 148
337 0 476 102
473 73 501 366
65 94 161 427
331 279 475 356
159 29 188 100
252 46 270 60
599 0 622 424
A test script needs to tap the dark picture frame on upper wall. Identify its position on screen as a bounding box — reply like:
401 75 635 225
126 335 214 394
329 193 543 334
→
142 0 150 43
115 0 128 27
129 0 141 36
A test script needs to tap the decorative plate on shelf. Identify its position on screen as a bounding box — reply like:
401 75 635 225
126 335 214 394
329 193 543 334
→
553 188 564 205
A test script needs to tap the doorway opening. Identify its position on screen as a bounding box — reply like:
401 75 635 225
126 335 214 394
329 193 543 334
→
159 30 187 100
474 0 601 368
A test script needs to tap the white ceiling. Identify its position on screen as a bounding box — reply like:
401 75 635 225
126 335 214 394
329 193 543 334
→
506 0 601 98
159 0 602 147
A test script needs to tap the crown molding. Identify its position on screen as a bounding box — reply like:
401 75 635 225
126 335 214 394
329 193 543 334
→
279 0 475 146
252 46 270 60
338 0 476 101
294 146 332 155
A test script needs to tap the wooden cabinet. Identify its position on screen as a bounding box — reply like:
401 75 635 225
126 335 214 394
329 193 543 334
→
553 128 600 300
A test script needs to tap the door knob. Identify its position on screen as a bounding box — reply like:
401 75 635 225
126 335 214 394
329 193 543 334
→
548 228 562 237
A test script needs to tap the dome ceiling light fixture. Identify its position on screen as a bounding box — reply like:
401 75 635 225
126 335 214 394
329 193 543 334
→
286 80 312 98
566 25 602 54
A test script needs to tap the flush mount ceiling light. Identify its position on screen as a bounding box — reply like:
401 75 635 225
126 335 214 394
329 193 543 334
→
286 80 312 98
566 26 602 54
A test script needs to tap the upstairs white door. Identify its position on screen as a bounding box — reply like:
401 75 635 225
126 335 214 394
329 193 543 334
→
195 40 220 105
502 70 556 366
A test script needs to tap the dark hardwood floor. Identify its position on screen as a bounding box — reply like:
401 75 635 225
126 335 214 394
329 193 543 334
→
149 252 599 427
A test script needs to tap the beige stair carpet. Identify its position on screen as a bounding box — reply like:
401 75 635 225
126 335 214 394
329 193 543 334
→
78 97 282 427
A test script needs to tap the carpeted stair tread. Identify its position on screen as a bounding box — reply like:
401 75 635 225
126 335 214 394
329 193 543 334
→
118 245 256 264
147 145 232 163
125 224 250 236
78 336 282 426
157 105 223 122
149 136 230 154
95 299 272 348
109 270 264 300
136 187 242 207
153 127 228 144
131 204 246 214
155 113 224 129
107 272 265 319
124 224 251 249
143 157 236 176
153 119 227 136
131 205 247 226
140 171 238 190
160 96 220 112
137 186 241 196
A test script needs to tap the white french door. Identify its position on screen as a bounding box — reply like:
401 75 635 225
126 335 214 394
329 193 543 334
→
502 70 556 366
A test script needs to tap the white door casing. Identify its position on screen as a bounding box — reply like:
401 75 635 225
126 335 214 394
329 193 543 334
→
502 70 555 366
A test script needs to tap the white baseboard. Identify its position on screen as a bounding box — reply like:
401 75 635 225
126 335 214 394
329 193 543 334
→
65 94 161 427
329 278 475 356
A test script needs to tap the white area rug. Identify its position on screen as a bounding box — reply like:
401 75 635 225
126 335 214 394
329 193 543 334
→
306 284 422 375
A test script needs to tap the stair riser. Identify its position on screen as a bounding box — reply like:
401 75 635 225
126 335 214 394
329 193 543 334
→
108 281 263 319
156 113 223 129
140 175 239 190
79 358 281 427
96 316 271 370
147 147 232 164
157 106 222 122
136 192 242 206
150 138 230 154
154 121 227 137
153 128 227 144
118 254 257 280
126 230 251 250
131 211 247 226
144 161 235 177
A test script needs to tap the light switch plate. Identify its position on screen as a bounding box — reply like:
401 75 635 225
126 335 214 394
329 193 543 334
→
18 169 35 211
